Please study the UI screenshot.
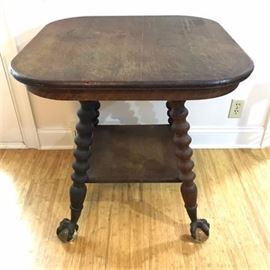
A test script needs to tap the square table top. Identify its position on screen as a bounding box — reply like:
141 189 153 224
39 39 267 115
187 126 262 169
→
11 16 253 100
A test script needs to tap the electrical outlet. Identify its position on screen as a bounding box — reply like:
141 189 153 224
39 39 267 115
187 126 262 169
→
228 100 244 118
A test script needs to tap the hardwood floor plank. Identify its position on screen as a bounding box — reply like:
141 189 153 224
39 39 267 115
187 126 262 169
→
0 148 269 269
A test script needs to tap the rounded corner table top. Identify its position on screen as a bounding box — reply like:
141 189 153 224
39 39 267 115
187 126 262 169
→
11 16 254 100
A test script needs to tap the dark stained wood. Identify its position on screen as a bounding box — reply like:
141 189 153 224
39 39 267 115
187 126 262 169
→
25 83 239 100
169 101 209 240
93 101 100 126
170 101 196 207
57 101 97 242
166 101 173 126
11 16 253 100
87 125 179 182
9 16 254 242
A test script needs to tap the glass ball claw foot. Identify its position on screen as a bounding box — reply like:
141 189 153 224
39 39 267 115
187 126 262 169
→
56 218 79 243
190 219 210 242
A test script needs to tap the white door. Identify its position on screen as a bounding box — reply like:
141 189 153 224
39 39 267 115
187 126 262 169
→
0 53 24 147
262 111 270 147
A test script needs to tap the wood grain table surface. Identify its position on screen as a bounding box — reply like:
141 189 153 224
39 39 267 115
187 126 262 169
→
11 16 253 100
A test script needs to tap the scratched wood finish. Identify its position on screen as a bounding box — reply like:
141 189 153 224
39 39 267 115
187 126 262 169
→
11 16 253 100
25 84 239 101
87 125 179 182
0 148 269 269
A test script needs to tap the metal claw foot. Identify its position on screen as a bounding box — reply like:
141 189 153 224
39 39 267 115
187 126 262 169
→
190 219 210 242
56 218 79 243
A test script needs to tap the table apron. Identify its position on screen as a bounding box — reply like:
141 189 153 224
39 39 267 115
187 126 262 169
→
27 83 239 101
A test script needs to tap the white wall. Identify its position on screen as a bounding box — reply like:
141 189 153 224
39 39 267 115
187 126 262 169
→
0 54 23 147
3 0 270 148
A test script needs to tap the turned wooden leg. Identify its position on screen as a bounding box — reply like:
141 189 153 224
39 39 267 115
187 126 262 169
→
94 101 100 127
169 101 210 241
166 101 173 126
56 100 97 242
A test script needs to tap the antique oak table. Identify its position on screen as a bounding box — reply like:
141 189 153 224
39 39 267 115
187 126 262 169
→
11 16 254 243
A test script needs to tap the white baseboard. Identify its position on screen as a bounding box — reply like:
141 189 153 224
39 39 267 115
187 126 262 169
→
0 142 26 149
190 127 264 148
262 128 270 147
37 126 264 150
38 128 74 150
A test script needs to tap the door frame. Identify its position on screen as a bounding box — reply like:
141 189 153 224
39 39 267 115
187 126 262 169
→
0 14 39 148
261 100 270 147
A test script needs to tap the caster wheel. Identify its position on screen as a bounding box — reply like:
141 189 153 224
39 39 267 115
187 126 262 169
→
56 218 79 243
190 219 210 242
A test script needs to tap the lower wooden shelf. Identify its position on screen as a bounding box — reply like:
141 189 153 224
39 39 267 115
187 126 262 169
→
87 125 180 183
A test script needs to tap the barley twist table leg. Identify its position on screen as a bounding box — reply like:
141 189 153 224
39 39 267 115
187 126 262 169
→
94 101 100 127
56 100 97 242
166 101 173 126
169 100 210 241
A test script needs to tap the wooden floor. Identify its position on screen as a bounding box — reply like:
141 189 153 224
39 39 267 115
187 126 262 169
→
0 148 269 270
